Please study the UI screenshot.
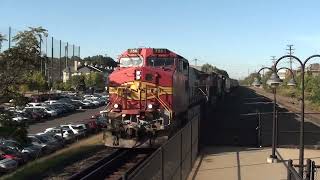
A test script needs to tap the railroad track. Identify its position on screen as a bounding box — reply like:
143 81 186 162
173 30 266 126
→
69 148 155 180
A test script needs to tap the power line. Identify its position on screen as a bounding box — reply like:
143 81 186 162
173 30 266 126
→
286 45 294 70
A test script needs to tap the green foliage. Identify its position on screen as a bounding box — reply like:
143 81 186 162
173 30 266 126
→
69 75 86 92
85 72 105 90
0 33 7 52
0 27 47 143
201 63 229 77
27 71 48 91
52 80 65 90
0 110 28 143
83 55 117 67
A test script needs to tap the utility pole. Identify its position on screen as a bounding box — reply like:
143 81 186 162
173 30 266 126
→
193 58 199 66
271 56 277 64
286 45 294 70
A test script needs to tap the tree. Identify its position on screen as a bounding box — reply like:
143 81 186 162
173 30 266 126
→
201 63 229 77
83 55 117 67
69 75 86 92
0 27 47 142
201 63 214 73
27 71 48 92
0 33 7 53
85 72 105 90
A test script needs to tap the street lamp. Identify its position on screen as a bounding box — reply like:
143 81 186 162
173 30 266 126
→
273 54 320 177
254 66 296 163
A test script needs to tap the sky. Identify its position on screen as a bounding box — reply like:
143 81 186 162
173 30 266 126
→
2 0 320 79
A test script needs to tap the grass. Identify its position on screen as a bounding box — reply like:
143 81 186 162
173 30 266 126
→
1 133 104 180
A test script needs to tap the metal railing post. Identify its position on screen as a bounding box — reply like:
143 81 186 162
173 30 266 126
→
288 159 293 180
256 110 262 147
161 147 164 180
311 161 315 180
306 159 311 180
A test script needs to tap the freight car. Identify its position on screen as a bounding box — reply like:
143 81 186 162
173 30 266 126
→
102 48 236 148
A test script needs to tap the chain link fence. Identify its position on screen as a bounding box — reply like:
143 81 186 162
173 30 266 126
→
0 26 81 83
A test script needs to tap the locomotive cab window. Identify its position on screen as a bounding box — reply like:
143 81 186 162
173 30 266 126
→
147 57 174 67
119 57 143 67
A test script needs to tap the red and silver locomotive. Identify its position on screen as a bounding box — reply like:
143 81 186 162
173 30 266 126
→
103 48 238 148
104 48 189 147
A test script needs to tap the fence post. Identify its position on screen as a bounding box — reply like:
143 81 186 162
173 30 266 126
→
51 36 54 86
59 40 62 80
310 161 316 180
287 159 293 180
256 110 262 147
161 147 164 180
8 26 11 49
306 159 311 180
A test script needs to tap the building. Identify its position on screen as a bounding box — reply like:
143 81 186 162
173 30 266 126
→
63 61 114 89
277 69 287 80
307 63 320 76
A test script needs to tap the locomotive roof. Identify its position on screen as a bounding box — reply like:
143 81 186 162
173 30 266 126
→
120 48 186 60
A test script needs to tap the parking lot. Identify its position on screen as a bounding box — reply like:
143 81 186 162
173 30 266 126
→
28 106 105 134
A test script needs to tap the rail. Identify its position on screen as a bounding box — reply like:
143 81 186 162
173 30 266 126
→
69 148 155 180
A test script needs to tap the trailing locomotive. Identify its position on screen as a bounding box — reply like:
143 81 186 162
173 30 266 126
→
102 48 237 148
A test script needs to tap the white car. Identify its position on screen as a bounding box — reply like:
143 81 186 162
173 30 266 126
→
44 128 75 141
60 124 86 137
83 95 99 100
27 103 43 107
84 99 100 106
44 100 58 104
25 106 58 117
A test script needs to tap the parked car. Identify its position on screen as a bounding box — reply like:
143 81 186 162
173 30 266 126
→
23 108 45 121
27 135 59 154
27 103 43 107
78 120 99 134
0 156 18 173
0 139 42 159
60 124 86 137
25 107 58 117
95 115 108 128
83 99 100 107
12 112 29 122
0 147 28 165
44 127 76 142
83 95 99 100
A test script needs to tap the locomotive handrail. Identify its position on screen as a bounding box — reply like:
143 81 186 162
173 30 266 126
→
150 91 172 121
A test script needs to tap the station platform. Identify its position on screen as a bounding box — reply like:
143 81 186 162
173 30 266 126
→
188 146 320 180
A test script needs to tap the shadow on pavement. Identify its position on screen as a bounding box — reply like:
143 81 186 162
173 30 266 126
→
200 86 320 148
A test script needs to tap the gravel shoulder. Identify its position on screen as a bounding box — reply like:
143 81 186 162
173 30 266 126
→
251 87 320 126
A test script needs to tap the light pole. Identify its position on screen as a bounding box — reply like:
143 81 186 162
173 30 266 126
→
252 67 296 163
273 54 320 177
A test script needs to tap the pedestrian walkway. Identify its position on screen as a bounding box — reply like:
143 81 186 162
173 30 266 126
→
188 146 320 180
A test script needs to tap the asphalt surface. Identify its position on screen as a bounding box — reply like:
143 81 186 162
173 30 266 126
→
28 106 106 134
200 86 320 148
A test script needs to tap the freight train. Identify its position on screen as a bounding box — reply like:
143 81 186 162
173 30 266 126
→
102 48 238 148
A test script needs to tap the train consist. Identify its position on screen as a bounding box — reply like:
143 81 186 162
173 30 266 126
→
102 48 238 148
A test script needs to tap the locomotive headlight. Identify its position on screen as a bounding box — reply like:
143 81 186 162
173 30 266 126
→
113 103 119 109
135 71 141 80
147 104 153 109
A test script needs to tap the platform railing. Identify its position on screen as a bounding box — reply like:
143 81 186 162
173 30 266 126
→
128 104 201 180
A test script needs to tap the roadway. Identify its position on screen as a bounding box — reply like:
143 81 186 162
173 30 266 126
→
28 106 105 134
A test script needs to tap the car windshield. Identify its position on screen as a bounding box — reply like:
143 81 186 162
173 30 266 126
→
147 57 174 67
119 57 143 67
